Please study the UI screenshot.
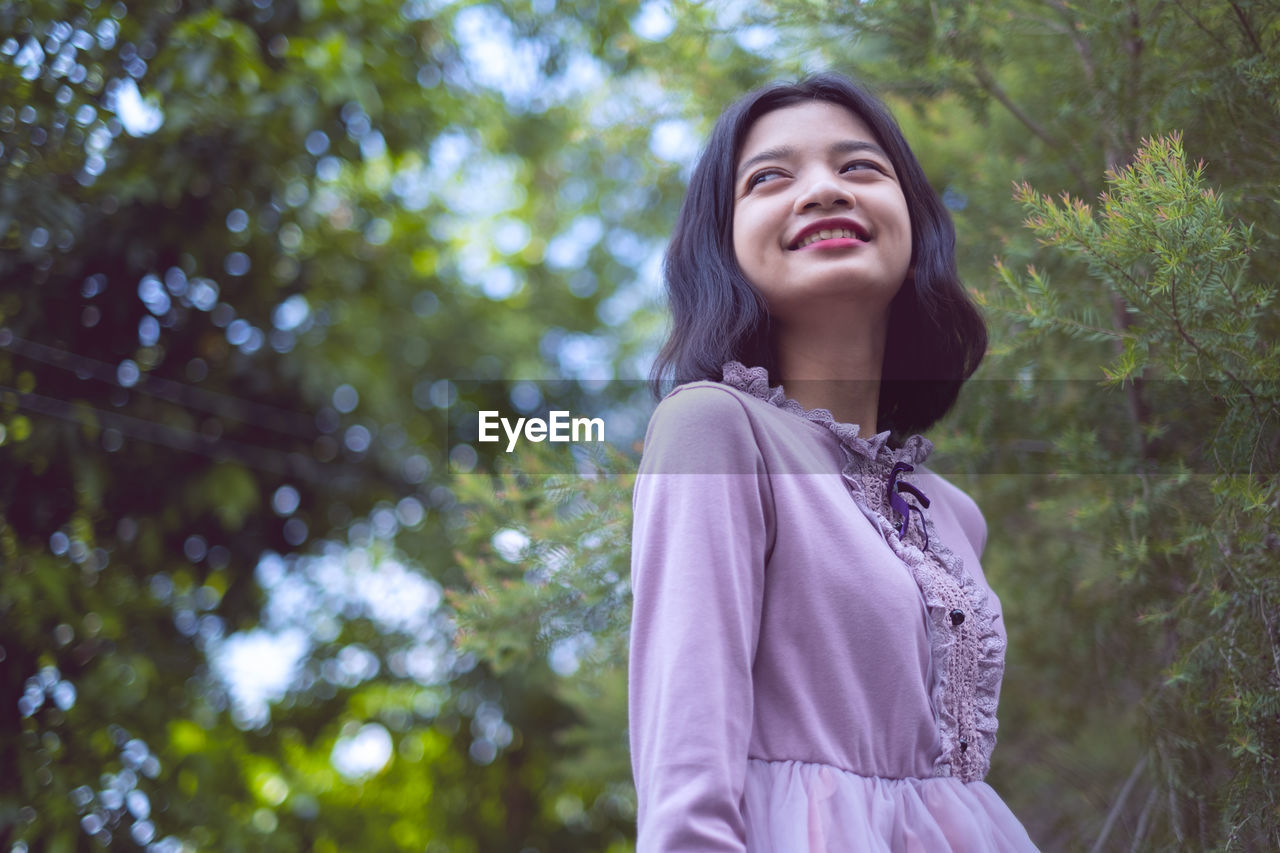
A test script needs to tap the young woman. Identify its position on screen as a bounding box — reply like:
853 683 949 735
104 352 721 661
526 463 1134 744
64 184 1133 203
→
628 74 1040 851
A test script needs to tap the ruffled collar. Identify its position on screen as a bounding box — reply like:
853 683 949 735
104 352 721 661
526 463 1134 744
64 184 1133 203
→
719 361 933 468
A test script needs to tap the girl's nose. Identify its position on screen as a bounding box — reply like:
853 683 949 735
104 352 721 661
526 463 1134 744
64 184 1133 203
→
793 175 855 213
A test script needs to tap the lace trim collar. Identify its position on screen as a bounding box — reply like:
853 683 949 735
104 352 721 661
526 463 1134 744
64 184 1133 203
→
719 361 933 468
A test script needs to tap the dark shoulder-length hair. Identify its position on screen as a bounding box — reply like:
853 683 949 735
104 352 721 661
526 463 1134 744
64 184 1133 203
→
650 72 986 438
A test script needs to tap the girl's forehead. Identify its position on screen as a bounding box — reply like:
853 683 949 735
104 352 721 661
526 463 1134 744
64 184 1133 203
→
736 102 889 171
742 103 880 149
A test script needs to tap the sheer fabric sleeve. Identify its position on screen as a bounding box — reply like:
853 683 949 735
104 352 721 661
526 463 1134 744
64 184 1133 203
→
628 386 772 852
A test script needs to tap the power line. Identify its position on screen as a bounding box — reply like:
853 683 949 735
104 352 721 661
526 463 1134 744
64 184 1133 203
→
3 384 345 483
0 329 317 436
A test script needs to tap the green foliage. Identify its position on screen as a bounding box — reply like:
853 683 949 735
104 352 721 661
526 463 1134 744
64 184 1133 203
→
449 442 638 829
1 0 676 847
1008 134 1272 392
992 132 1280 850
450 445 635 675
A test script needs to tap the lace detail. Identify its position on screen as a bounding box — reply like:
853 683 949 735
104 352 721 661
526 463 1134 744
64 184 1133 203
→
720 360 904 464
719 361 1006 783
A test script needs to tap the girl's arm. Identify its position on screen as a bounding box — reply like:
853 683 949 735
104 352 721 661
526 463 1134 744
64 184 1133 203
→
629 385 771 852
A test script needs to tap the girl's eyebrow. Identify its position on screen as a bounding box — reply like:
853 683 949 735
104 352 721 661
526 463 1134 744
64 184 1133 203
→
736 140 891 182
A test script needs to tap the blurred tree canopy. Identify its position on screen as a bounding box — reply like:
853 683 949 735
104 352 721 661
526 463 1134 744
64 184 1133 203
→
2 0 1277 851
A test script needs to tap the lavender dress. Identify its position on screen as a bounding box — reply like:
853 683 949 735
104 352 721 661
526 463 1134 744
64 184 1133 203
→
628 363 1039 852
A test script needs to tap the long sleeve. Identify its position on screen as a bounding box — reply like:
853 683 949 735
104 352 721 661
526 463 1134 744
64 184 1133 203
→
628 385 773 852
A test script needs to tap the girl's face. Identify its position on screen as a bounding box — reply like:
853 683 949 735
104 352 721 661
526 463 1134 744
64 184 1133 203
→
731 101 913 323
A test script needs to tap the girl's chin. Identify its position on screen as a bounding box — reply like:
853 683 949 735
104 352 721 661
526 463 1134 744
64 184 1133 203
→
758 277 905 311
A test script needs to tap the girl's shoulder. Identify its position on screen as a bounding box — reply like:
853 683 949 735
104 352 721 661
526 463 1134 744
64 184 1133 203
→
639 381 775 475
651 379 761 426
913 467 989 558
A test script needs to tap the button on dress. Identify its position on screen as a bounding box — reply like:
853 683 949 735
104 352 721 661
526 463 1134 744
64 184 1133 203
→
628 363 1039 852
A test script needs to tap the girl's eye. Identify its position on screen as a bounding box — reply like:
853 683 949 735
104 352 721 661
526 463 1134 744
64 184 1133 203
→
842 160 885 174
746 169 783 190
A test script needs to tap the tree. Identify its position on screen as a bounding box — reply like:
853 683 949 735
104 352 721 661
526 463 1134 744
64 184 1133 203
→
0 0 704 847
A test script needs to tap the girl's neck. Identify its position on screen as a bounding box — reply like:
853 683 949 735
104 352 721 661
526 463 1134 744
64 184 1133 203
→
772 308 887 433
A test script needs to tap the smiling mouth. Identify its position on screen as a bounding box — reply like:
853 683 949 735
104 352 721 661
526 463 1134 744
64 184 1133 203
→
793 228 865 249
789 220 871 250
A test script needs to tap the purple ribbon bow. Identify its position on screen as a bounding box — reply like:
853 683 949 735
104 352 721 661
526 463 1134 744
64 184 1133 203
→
887 461 931 550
